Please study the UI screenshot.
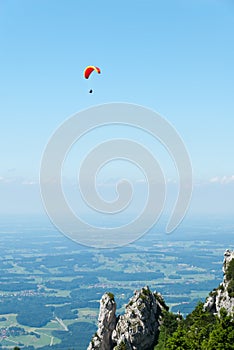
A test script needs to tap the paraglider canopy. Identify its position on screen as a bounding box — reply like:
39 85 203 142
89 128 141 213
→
84 65 101 79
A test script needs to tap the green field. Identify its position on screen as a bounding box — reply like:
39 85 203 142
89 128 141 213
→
0 225 226 349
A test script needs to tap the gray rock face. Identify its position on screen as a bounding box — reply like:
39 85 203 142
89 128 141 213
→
204 249 234 316
112 286 164 350
88 286 167 350
87 292 117 350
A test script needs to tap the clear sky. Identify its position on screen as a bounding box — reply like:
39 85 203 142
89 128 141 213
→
0 0 234 216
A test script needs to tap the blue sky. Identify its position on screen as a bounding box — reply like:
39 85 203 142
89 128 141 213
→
0 0 234 216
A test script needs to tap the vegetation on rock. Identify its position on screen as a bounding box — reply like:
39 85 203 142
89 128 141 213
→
107 292 115 301
226 258 234 297
154 302 234 349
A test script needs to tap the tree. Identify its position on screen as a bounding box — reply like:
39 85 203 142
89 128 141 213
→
165 326 190 350
154 311 181 350
205 309 234 350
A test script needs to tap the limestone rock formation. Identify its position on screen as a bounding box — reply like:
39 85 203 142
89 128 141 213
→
87 292 117 350
88 250 234 350
112 286 166 350
204 249 234 316
88 286 168 350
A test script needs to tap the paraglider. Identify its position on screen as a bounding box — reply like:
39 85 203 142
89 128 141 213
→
84 66 101 79
84 66 101 93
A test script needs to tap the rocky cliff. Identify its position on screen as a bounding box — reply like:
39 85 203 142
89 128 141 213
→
88 250 234 350
204 249 234 316
88 286 168 350
87 292 117 350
